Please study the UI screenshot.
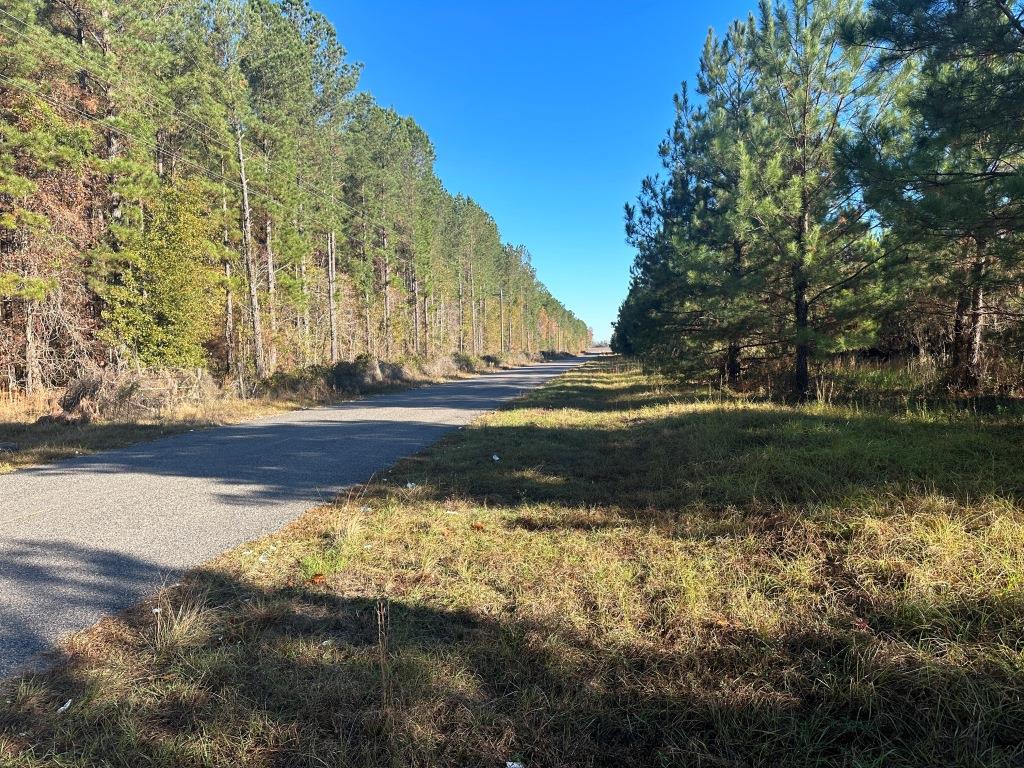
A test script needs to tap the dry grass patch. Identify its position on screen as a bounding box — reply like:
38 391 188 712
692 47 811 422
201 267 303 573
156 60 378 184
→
3 360 1024 766
0 391 299 473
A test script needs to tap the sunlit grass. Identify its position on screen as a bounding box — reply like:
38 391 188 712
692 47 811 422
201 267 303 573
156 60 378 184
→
0 393 302 474
3 359 1024 766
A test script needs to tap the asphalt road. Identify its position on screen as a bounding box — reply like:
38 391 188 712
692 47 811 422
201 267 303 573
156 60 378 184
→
0 359 581 678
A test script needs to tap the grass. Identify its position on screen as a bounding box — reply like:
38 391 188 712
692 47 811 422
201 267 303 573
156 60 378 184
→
3 359 1024 766
0 392 304 474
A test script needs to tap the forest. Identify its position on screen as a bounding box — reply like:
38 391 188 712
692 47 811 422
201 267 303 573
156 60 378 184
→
613 0 1024 399
0 0 590 397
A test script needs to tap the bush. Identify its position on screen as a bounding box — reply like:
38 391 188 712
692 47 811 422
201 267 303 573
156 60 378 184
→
452 353 486 373
259 356 388 400
540 350 577 361
48 366 221 423
49 352 541 424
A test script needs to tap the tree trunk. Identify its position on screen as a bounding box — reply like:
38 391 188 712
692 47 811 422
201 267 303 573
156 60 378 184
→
521 291 527 352
364 290 373 358
234 123 267 380
458 271 465 354
967 277 984 380
726 344 742 388
437 299 445 353
380 228 390 359
265 217 277 372
423 293 431 357
413 278 421 355
99 8 121 225
23 297 39 394
951 288 969 373
480 297 486 354
469 266 477 355
793 261 810 399
221 180 235 379
327 230 339 363
792 183 811 399
726 238 744 388
75 11 87 94
224 261 235 375
299 251 311 365
960 239 987 388
156 128 165 179
293 201 311 365
499 288 505 353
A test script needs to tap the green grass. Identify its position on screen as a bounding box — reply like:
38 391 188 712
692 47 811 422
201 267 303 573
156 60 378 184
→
3 359 1024 766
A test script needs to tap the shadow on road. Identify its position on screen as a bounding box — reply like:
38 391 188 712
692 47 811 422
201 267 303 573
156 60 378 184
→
0 541 167 679
0 362 581 678
3 362 580 507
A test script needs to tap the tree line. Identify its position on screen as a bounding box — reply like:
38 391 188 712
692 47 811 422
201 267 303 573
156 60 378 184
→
613 0 1024 398
0 0 590 395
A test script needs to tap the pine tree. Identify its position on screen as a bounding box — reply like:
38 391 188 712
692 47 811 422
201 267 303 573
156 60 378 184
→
852 0 1024 387
0 0 588 394
744 0 886 397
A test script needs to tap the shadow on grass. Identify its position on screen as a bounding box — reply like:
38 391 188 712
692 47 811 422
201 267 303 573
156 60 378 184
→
2 552 1022 767
408 405 1024 517
4 358 1024 765
524 375 689 413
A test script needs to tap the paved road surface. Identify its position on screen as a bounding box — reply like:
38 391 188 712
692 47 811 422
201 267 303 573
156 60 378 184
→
0 359 581 678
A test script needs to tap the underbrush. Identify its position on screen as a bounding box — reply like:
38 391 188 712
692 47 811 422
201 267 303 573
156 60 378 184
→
254 352 542 400
0 373 286 473
3 359 1023 766
810 356 1024 416
661 354 1024 416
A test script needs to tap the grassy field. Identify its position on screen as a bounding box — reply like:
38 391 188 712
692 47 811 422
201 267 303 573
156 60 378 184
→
3 359 1024 766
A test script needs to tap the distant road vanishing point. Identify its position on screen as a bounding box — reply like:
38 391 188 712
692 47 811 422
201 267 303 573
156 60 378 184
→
0 359 581 678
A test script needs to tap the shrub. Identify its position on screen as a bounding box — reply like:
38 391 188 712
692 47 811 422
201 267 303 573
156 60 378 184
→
45 366 221 423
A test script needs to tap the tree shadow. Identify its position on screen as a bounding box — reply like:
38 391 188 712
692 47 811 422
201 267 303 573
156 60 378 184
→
409 405 1024 521
0 361 582 507
1 542 1022 766
526 378 689 412
0 420 199 473
0 540 168 679
0 363 582 679
4 362 1024 764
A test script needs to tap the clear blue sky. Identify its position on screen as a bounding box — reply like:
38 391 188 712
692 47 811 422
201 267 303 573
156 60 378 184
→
319 0 756 341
